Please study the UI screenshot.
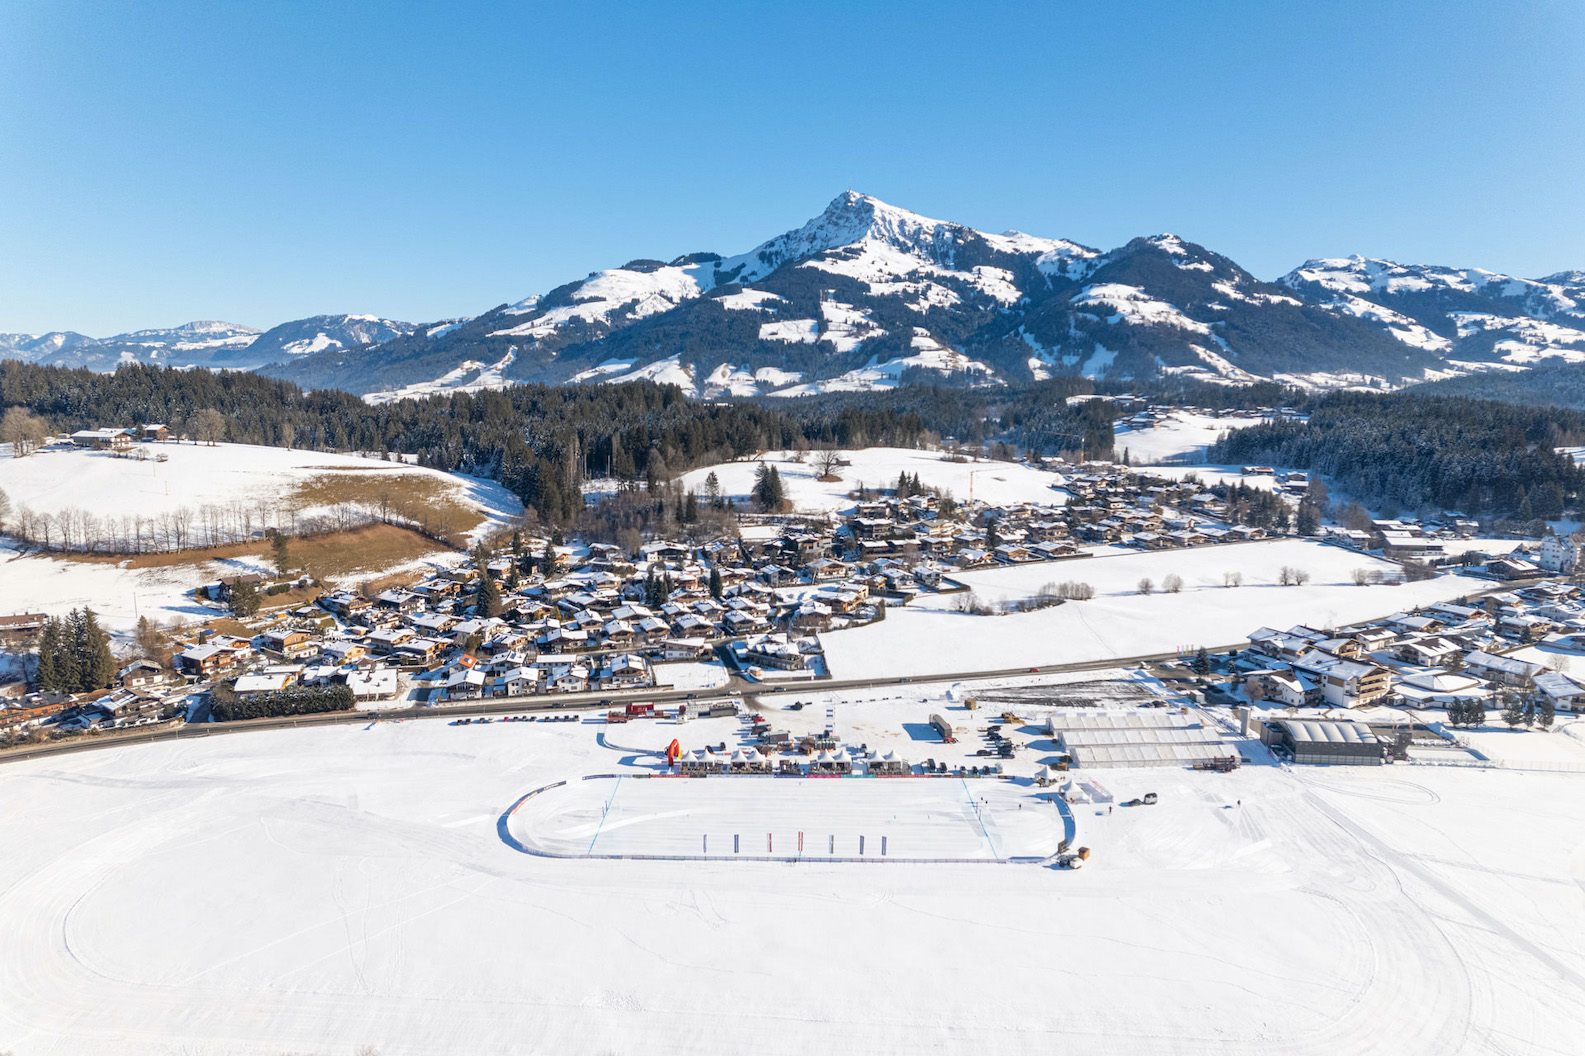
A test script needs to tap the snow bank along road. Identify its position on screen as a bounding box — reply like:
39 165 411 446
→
1 720 1582 1055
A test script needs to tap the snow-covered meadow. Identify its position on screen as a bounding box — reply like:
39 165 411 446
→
1112 410 1270 465
673 448 1066 513
0 441 520 544
0 714 1580 1055
820 539 1488 679
0 442 521 638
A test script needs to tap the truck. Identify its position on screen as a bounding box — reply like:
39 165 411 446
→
929 713 956 743
624 702 655 717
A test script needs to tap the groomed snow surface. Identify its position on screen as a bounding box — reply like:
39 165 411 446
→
820 539 1487 680
2 714 1582 1054
674 448 1066 512
510 775 1061 860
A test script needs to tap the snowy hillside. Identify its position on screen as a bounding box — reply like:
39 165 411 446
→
214 314 418 367
1280 255 1585 370
0 441 521 546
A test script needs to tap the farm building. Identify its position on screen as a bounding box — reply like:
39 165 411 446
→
1260 719 1383 766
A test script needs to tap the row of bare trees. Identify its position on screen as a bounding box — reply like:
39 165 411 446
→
2 495 441 555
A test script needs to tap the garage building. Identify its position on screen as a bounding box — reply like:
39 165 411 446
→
1261 719 1383 766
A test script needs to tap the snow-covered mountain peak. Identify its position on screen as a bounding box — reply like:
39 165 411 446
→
716 191 964 283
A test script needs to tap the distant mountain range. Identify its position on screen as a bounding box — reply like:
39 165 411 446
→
0 315 416 373
5 192 1582 400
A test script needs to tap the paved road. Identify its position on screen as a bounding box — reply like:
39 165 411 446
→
0 644 1245 767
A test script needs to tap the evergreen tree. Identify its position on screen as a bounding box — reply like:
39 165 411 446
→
230 578 261 617
752 463 785 511
542 539 560 575
270 532 292 576
1501 699 1526 729
1467 699 1487 728
35 616 63 692
474 571 502 617
1296 503 1319 537
985 516 1001 551
1538 698 1556 730
1190 647 1211 676
709 565 723 600
79 608 115 690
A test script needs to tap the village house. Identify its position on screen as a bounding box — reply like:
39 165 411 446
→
1462 650 1546 687
345 668 399 702
117 659 167 689
0 613 49 647
257 628 317 660
68 427 133 451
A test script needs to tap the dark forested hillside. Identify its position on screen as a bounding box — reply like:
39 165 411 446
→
1413 363 1585 410
0 362 1118 528
1208 392 1585 519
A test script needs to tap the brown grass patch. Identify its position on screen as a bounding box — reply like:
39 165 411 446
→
286 472 484 545
53 523 450 584
287 523 446 580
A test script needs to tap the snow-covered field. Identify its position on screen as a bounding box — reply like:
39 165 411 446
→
821 539 1487 679
0 441 520 542
1112 411 1269 465
0 540 470 641
1 714 1581 1054
674 448 1066 512
653 660 731 690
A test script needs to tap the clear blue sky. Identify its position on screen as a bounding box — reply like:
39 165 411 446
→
2 0 1582 336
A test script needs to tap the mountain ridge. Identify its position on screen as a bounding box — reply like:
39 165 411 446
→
5 193 1580 400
